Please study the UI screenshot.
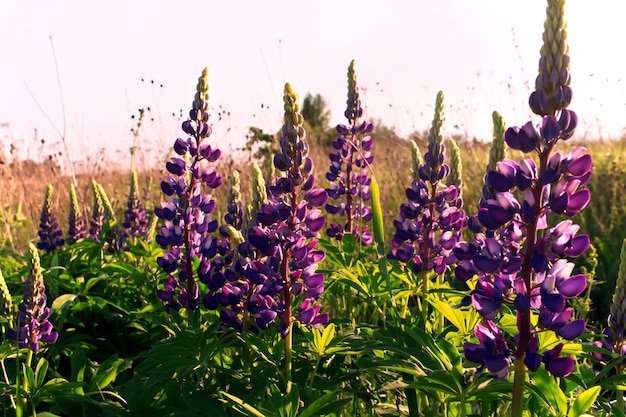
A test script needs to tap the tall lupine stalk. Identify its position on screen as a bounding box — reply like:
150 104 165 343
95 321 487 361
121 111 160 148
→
326 60 374 246
67 183 86 244
154 68 222 314
446 138 462 193
96 182 130 253
88 179 106 240
123 170 148 237
0 268 12 329
410 139 422 184
455 2 591 415
248 83 329 379
388 91 465 295
37 184 65 253
248 162 268 229
592 239 626 412
8 243 58 417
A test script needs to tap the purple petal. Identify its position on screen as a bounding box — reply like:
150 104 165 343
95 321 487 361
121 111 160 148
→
556 274 587 297
557 319 585 340
545 356 574 377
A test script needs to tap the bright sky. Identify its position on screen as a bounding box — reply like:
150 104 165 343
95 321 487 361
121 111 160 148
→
1 1 625 171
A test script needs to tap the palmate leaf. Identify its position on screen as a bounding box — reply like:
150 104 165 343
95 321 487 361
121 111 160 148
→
426 294 479 335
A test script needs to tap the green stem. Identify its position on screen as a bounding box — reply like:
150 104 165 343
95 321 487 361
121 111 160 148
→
618 364 624 415
1 359 16 410
17 349 33 417
281 249 293 381
511 357 526 417
284 321 293 380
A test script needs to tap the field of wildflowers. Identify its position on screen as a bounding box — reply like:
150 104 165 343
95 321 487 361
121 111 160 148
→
2 0 626 416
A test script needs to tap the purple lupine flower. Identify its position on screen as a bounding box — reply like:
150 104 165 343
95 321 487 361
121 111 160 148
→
325 60 374 246
123 170 148 237
464 319 510 378
244 83 329 336
387 91 465 288
154 68 222 312
458 0 590 379
67 183 86 244
7 243 58 352
37 184 65 253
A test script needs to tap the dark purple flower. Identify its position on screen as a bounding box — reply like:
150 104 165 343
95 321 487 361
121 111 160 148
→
325 60 374 247
155 68 223 312
7 244 58 352
388 91 466 287
123 170 148 237
37 185 65 253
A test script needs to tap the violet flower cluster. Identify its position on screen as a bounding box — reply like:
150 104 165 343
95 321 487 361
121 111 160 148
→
326 60 374 246
7 243 58 352
388 92 465 283
155 68 222 312
242 83 329 336
459 0 591 378
123 170 149 237
37 185 65 253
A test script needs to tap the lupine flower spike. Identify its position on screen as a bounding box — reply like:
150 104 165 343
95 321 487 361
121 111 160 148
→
388 91 465 293
123 170 148 237
247 83 329 378
67 183 86 244
248 162 268 229
88 180 106 240
96 182 129 253
410 139 422 184
0 268 12 328
7 243 58 351
37 185 65 253
325 60 374 246
607 238 626 356
592 238 626 412
446 138 463 194
456 2 590 415
154 67 223 313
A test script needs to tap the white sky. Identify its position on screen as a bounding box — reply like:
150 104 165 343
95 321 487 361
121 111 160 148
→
1 1 625 170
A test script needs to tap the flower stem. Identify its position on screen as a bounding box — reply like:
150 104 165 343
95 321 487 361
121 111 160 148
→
512 356 526 417
618 364 624 414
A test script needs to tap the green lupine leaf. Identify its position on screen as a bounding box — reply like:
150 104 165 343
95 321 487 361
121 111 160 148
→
34 357 49 389
220 391 268 417
298 391 351 417
568 385 601 417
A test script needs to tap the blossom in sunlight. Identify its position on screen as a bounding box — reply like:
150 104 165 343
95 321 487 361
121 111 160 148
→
37 184 65 253
325 60 374 246
67 183 86 244
123 170 148 237
7 243 58 352
154 68 223 312
457 0 590 379
388 91 465 282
